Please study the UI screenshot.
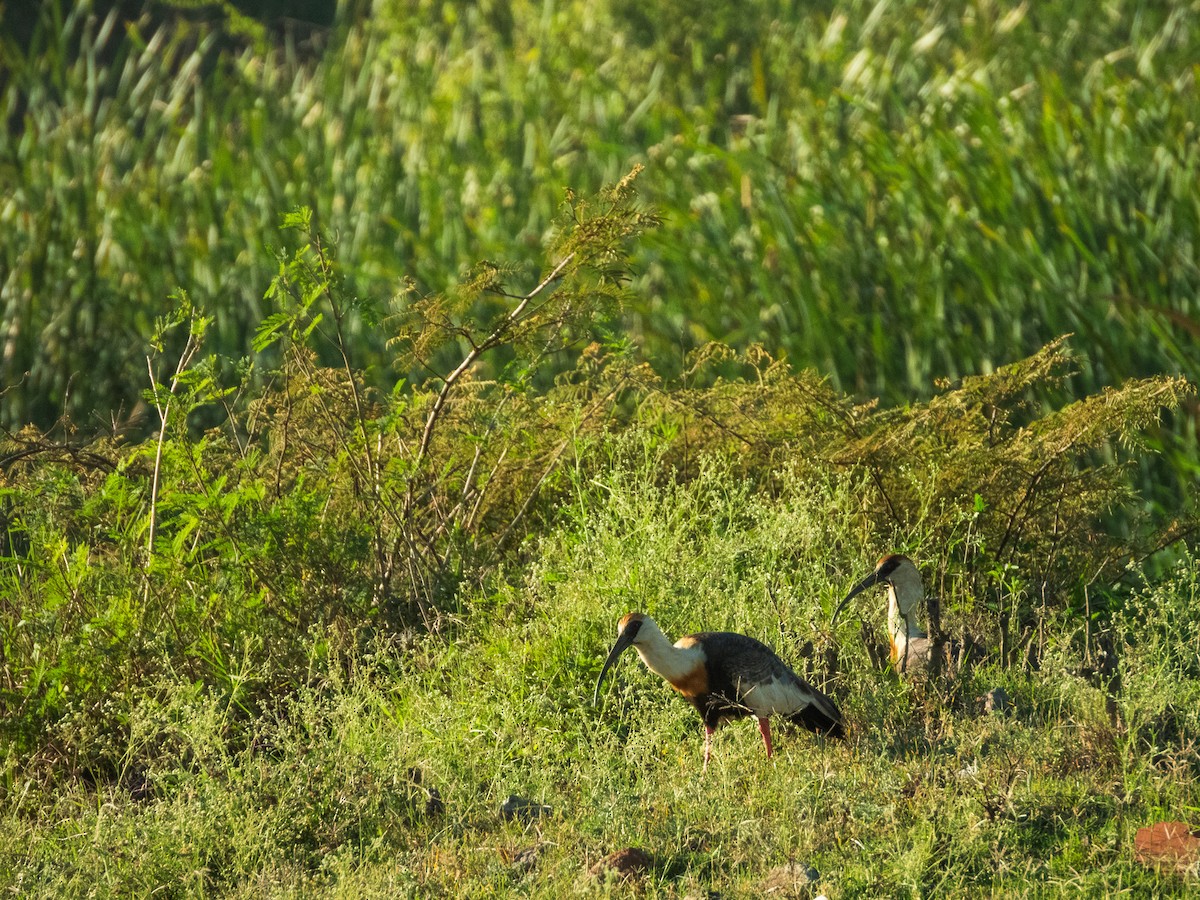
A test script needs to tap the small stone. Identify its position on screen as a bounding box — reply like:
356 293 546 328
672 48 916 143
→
1134 821 1200 876
589 847 652 882
500 794 552 822
509 845 540 872
762 861 820 895
980 687 1011 715
424 786 445 817
408 767 444 816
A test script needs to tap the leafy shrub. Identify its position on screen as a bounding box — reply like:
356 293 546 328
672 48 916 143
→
619 337 1192 663
1116 552 1200 773
0 172 658 770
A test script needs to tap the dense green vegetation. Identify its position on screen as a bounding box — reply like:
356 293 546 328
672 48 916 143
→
3 175 1198 896
3 1 1199 435
3 1 1200 897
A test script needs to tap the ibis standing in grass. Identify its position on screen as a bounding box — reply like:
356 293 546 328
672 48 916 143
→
834 554 976 676
594 613 845 769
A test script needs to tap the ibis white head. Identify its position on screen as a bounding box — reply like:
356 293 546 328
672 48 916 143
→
833 554 926 640
593 612 682 705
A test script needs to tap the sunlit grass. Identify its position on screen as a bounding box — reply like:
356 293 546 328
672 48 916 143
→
5 459 1198 896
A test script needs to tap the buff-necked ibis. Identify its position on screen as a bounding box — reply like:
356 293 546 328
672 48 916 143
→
834 554 977 676
593 613 845 769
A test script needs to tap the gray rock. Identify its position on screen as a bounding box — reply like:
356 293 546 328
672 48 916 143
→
981 687 1011 715
762 861 820 895
500 794 552 822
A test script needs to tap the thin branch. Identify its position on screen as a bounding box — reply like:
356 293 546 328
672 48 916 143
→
995 456 1056 566
412 252 576 476
144 331 202 563
312 231 379 491
496 377 625 552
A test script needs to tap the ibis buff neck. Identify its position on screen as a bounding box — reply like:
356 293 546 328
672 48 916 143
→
593 614 706 705
836 556 929 667
627 617 705 685
886 564 927 662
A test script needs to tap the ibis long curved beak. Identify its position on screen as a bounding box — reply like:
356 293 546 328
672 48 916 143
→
593 629 637 706
832 568 884 626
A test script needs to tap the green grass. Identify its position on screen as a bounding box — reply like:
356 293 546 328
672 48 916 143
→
4 454 1199 897
2 298 1194 895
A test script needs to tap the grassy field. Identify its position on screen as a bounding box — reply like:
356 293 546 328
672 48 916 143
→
2 276 1197 895
3 1 1200 897
4 452 1200 897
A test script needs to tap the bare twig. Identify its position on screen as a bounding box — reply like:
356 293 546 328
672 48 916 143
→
412 252 576 476
311 231 380 492
495 377 626 552
144 331 202 563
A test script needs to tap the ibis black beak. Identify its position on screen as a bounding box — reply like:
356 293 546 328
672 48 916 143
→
593 629 637 706
832 568 884 626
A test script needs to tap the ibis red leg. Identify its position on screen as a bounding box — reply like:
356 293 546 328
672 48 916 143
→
757 717 774 758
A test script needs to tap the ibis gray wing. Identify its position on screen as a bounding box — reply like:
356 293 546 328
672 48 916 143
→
692 632 843 729
692 632 792 682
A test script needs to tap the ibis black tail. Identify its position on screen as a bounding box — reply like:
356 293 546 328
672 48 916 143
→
790 699 846 740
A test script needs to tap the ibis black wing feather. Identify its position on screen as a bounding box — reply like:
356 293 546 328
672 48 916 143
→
690 632 845 738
